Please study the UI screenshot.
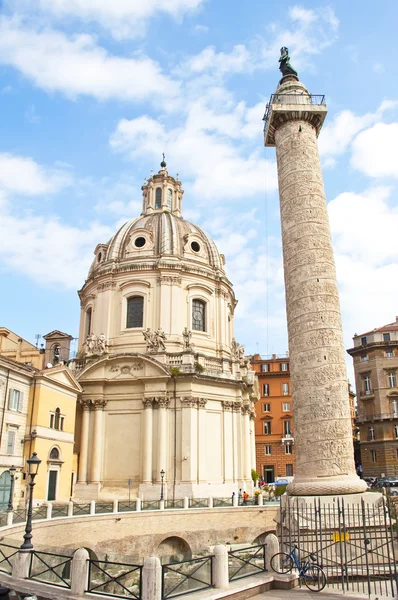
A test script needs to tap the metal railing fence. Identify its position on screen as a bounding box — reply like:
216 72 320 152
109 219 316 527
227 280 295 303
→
228 544 267 581
87 559 142 598
73 503 91 516
51 504 69 518
29 550 72 588
118 500 137 513
141 500 160 511
165 500 184 510
188 498 207 508
213 497 233 508
0 543 19 574
162 556 213 599
279 495 398 598
95 502 114 514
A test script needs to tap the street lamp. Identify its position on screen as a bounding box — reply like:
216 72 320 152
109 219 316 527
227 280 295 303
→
160 469 165 501
20 453 41 551
7 466 16 512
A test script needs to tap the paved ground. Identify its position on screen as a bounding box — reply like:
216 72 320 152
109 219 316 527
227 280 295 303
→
252 586 395 600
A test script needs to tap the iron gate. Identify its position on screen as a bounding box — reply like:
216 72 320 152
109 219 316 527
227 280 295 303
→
278 495 398 598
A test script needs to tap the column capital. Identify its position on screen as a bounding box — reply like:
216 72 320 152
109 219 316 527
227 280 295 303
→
155 396 170 408
79 398 92 411
241 405 251 416
92 398 107 411
181 396 199 408
142 398 154 408
222 400 233 411
197 398 207 409
233 401 242 413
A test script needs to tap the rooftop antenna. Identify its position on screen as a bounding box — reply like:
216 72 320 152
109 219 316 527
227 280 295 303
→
34 334 41 348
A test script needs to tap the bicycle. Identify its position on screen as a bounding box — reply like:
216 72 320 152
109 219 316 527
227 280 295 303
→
270 544 327 592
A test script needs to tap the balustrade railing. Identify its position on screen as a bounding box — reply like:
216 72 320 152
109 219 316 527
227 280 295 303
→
228 544 267 581
87 559 142 598
162 556 213 599
29 550 73 588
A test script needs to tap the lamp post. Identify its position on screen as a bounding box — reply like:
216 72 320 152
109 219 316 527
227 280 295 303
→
20 453 41 551
7 466 16 512
160 469 165 501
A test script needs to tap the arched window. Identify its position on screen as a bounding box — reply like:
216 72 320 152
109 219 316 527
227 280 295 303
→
192 299 206 332
126 296 144 328
167 189 173 211
155 188 162 209
85 307 92 338
49 447 60 460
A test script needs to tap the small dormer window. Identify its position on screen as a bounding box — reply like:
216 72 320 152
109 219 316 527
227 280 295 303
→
155 188 162 209
97 252 102 262
167 189 172 210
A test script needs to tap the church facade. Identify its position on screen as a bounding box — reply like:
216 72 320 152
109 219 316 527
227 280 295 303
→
71 161 258 500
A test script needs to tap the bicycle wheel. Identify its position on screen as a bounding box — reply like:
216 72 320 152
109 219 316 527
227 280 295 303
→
302 564 327 592
270 552 294 574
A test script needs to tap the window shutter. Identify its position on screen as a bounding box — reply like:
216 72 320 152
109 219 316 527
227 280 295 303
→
18 392 23 412
6 430 15 455
8 389 13 410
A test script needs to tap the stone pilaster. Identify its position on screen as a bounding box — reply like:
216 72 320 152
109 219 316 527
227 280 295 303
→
77 399 91 484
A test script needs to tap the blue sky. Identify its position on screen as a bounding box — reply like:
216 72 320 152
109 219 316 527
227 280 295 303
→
1 0 398 382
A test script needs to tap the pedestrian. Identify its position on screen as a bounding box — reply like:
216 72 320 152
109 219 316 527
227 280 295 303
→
243 491 249 505
232 491 236 503
238 488 242 505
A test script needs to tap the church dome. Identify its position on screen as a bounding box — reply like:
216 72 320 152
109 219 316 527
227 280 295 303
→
87 162 225 278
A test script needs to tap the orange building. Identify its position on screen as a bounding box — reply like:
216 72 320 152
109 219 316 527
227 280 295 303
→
251 354 294 483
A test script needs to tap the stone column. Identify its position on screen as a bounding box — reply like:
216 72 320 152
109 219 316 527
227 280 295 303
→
77 399 91 483
242 406 251 482
232 402 242 483
264 74 366 496
197 398 207 483
90 399 107 484
250 411 256 472
181 397 198 482
142 398 153 483
222 401 233 482
155 396 170 478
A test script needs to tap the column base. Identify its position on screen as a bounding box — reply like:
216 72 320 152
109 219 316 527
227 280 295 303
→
287 474 367 496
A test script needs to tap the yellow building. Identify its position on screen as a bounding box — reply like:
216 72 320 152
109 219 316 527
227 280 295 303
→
0 328 44 370
25 365 81 503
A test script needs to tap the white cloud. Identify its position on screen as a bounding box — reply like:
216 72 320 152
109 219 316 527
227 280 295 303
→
319 100 398 160
10 0 205 39
351 122 398 178
0 210 112 288
179 6 339 79
328 186 398 346
194 24 209 34
0 17 178 102
0 153 71 195
110 106 278 201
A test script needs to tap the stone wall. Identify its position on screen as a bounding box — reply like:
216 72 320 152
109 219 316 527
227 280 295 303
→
3 506 279 562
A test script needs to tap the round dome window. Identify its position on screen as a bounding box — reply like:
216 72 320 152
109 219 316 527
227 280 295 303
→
134 237 146 248
191 241 200 253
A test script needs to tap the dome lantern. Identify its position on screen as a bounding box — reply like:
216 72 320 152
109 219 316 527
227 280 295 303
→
141 157 183 218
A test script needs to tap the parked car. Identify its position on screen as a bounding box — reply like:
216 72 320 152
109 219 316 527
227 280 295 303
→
364 477 377 488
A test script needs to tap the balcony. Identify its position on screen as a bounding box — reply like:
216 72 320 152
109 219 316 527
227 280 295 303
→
263 93 326 145
355 412 398 424
281 433 294 444
359 390 375 400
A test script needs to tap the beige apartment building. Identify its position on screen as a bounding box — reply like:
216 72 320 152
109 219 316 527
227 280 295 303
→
347 317 398 477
